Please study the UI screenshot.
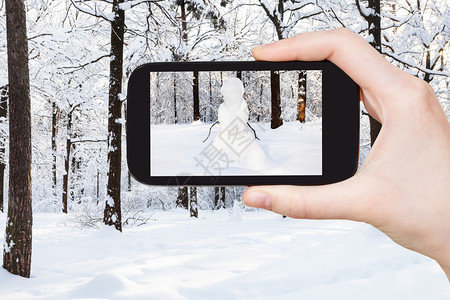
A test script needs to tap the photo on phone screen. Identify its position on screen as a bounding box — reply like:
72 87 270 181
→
150 70 322 177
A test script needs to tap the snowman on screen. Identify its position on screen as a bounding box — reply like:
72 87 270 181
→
210 77 273 171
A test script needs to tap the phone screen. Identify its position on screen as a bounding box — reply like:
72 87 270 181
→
149 70 322 177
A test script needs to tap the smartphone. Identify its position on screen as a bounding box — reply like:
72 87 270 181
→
127 61 360 186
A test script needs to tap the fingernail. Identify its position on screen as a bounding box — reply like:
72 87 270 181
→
244 191 272 210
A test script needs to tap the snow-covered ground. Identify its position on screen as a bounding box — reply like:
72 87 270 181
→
0 208 448 299
151 121 322 176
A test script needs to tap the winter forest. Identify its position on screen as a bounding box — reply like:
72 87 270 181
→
150 70 323 176
1 0 450 297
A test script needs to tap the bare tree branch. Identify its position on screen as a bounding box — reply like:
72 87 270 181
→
58 54 110 74
355 0 368 19
70 0 114 22
28 33 54 41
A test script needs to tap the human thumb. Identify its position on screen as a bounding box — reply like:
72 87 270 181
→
243 179 366 221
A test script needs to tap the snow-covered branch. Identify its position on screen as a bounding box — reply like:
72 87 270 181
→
28 33 54 41
380 12 414 30
383 51 449 77
284 0 315 12
119 0 164 11
71 138 107 144
58 54 110 74
355 0 374 19
70 0 115 22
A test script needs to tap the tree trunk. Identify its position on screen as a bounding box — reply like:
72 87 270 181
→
193 71 200 121
71 144 83 204
423 51 431 83
297 71 306 123
173 73 178 124
220 186 225 208
259 1 285 128
367 0 381 52
214 187 220 209
258 81 264 122
189 186 198 218
214 186 226 209
51 102 60 197
3 0 33 278
0 85 8 213
180 1 188 44
177 186 189 209
104 0 124 232
127 171 132 192
175 1 190 208
62 110 73 214
365 0 382 145
0 162 4 213
97 170 100 204
270 70 283 129
123 101 132 192
209 72 213 122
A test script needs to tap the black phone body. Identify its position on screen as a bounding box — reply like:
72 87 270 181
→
127 61 360 186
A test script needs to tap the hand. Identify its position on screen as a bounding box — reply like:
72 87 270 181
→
243 28 450 280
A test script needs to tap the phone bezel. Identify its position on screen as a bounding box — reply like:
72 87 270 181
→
127 61 360 186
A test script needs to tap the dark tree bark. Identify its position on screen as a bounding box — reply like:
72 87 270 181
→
270 71 283 129
123 102 132 192
104 0 125 232
259 1 285 129
180 0 188 44
367 0 382 145
193 71 200 121
127 171 132 192
51 102 60 196
356 0 382 145
0 85 8 213
177 187 189 209
297 71 306 123
209 72 213 122
3 0 33 278
424 51 431 83
173 74 178 124
189 186 198 218
62 109 74 214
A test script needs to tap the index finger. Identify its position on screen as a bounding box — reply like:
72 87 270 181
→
252 28 410 121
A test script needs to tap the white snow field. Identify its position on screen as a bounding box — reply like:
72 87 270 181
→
151 121 322 176
0 209 449 299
